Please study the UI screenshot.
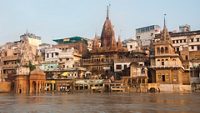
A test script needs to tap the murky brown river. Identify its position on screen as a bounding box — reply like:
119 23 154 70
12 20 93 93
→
0 93 199 113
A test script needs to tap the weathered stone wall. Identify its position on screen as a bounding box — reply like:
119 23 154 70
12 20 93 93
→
0 82 11 92
159 84 191 92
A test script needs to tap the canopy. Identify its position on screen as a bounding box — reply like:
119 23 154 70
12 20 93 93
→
61 72 68 76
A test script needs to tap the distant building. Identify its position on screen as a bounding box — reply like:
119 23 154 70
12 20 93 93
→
136 25 161 46
58 48 82 69
53 36 88 57
179 24 191 32
20 32 42 47
123 38 141 52
44 48 61 63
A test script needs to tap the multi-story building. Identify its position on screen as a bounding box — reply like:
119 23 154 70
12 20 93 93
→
136 25 161 46
166 31 200 52
123 38 141 52
155 29 200 86
53 36 88 57
0 33 40 82
20 32 42 47
149 20 191 92
43 47 81 70
44 48 61 63
58 48 82 69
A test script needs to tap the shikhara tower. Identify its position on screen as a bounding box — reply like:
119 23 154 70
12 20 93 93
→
100 5 117 49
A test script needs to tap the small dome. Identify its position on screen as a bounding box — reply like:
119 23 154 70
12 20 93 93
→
30 67 45 76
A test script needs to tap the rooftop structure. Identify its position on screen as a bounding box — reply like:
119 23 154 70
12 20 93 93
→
136 25 161 46
53 36 87 45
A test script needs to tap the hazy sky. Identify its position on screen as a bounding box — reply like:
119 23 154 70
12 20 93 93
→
0 0 199 45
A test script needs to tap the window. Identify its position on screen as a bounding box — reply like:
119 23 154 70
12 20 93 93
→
197 38 200 42
47 53 49 58
180 40 182 43
157 47 160 54
197 46 200 50
124 65 127 69
55 53 59 56
130 45 133 49
161 61 164 66
185 55 188 60
176 47 179 52
116 65 122 70
52 53 54 57
191 38 194 42
176 40 179 43
173 40 175 43
161 47 164 54
184 39 186 43
136 36 140 39
162 75 165 82
191 46 194 49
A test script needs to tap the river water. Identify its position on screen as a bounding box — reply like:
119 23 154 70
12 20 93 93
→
0 92 199 113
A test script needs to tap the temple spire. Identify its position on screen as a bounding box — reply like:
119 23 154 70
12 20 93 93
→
164 14 167 29
106 4 110 19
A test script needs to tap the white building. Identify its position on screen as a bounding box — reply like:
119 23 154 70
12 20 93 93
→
58 48 82 69
45 48 61 63
123 39 141 52
136 25 161 46
170 30 200 52
44 47 82 70
114 62 131 72
20 32 42 47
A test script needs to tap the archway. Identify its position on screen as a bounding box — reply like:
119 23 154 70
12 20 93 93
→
32 81 37 93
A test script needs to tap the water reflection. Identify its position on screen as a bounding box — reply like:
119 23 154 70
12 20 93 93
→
0 93 199 113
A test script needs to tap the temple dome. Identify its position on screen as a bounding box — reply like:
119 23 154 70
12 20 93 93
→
30 67 45 76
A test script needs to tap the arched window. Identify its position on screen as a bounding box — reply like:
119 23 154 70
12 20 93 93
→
165 47 169 53
157 47 160 54
161 47 164 54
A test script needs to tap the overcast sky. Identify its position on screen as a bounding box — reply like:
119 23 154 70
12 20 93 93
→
0 0 199 45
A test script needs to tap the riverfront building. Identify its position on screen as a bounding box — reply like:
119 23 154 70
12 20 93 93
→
155 28 200 87
149 18 191 92
81 6 148 80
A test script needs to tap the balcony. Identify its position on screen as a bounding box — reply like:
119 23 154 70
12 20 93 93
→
1 56 20 61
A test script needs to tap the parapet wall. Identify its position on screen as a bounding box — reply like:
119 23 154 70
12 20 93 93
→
148 83 191 92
